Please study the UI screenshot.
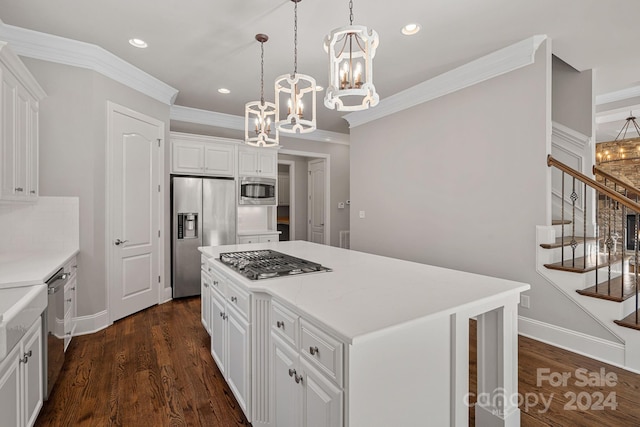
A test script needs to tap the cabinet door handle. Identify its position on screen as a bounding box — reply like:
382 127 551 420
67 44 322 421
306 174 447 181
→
15 187 24 192
220 311 224 317
203 281 209 288
276 321 284 329
288 368 296 378
30 190 36 194
66 298 72 302
309 346 319 356
295 373 303 384
213 280 218 286
71 287 76 291
231 296 237 303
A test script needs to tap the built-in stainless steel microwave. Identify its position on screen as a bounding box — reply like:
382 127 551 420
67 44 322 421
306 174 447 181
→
239 176 276 205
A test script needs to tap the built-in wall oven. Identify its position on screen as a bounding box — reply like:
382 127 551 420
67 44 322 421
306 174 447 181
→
43 268 68 399
239 176 276 205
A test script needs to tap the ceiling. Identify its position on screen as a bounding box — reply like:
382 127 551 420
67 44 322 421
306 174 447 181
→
1 0 639 139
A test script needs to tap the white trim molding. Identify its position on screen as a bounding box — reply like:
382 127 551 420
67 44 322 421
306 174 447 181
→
518 316 635 373
0 40 46 100
170 105 350 145
0 21 178 105
596 85 640 106
343 35 547 129
73 310 110 336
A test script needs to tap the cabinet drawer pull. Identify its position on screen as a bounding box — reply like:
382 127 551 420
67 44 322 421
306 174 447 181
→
66 332 72 336
71 287 76 291
15 187 24 192
204 282 209 288
276 321 285 329
231 296 237 303
30 190 36 194
309 346 319 355
295 373 303 384
66 298 72 302
288 368 296 378
213 280 218 286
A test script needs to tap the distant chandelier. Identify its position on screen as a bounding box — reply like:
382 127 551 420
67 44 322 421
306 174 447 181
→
245 34 278 147
324 0 379 111
275 0 317 134
614 112 640 141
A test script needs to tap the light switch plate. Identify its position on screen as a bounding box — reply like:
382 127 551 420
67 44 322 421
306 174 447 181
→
359 211 365 219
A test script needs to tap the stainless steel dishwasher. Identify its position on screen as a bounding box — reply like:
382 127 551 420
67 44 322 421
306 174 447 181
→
43 268 68 399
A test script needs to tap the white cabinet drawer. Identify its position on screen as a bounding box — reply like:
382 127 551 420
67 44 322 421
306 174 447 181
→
300 319 343 386
271 300 298 348
226 281 250 320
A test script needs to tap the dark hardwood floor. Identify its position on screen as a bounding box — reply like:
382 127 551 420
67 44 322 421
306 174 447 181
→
36 298 640 426
36 297 249 427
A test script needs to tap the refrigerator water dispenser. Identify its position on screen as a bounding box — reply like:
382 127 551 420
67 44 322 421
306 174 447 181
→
177 213 198 239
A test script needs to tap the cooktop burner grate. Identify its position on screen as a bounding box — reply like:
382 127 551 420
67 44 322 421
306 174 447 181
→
218 249 332 280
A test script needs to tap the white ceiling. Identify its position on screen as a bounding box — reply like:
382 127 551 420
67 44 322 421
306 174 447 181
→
1 0 639 139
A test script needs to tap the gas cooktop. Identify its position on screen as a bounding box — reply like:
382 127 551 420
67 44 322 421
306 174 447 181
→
218 249 332 280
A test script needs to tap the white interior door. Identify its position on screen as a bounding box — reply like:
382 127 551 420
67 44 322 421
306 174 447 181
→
308 159 326 244
108 103 163 322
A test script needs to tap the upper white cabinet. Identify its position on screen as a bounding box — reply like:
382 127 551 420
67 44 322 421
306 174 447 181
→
0 42 46 202
238 146 277 178
170 132 237 177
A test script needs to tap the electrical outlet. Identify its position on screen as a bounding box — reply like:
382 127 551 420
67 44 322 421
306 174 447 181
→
359 210 365 219
338 202 345 209
520 295 530 309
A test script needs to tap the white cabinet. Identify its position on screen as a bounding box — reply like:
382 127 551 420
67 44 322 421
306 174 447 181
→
238 147 277 177
200 262 212 334
170 133 236 177
63 257 78 351
0 317 43 427
272 333 343 427
238 233 278 244
206 265 251 417
271 301 343 427
0 42 46 202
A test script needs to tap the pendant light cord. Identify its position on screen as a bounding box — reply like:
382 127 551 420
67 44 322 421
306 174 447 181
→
260 40 265 105
349 0 354 25
293 0 298 76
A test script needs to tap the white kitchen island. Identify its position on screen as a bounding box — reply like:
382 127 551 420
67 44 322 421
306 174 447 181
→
199 241 530 427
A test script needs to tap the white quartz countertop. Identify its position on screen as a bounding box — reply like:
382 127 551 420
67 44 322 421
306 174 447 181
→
0 248 79 289
200 241 530 343
237 230 281 236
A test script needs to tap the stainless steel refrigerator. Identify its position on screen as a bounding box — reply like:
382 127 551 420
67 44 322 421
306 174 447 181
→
171 176 236 298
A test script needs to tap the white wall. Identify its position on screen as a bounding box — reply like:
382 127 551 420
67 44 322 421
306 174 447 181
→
349 40 617 342
23 58 171 318
552 55 594 137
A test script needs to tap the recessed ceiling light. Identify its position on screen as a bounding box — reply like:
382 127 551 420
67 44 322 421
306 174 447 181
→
129 38 148 48
218 88 231 94
401 23 421 36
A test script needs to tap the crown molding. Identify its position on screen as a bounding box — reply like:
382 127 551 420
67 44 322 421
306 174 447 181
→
343 35 547 129
0 41 46 100
596 85 640 106
0 22 178 105
552 121 591 151
170 105 350 145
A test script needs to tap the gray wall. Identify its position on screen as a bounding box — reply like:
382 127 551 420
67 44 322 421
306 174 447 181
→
24 58 171 318
552 55 594 137
349 41 617 341
171 123 351 247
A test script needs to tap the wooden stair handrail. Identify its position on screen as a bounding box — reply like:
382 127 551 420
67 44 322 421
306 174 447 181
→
593 165 640 198
547 155 640 213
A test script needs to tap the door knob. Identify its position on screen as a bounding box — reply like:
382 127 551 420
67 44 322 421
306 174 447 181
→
114 239 129 246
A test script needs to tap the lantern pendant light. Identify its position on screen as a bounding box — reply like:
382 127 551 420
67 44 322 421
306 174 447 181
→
324 0 379 111
245 34 279 147
275 0 317 134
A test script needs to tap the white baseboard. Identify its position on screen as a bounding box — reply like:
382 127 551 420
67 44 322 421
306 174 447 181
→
162 286 173 303
73 310 110 336
517 316 638 372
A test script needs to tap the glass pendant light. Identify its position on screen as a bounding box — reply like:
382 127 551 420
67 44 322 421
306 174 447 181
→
275 0 317 134
324 0 379 111
245 34 278 147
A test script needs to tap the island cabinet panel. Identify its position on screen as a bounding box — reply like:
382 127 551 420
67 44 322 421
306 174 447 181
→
204 260 252 420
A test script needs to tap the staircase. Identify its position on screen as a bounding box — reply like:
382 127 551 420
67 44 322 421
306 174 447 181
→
539 155 640 371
